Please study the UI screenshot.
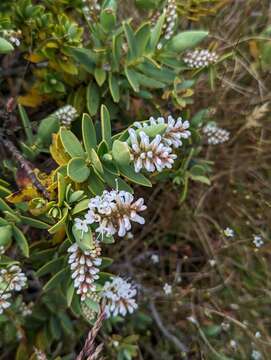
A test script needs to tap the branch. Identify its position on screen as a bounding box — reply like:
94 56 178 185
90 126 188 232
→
149 301 188 354
1 134 50 200
76 305 106 360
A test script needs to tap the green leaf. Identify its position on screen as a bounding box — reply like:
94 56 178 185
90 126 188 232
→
100 7 116 32
109 73 120 102
112 140 131 166
0 225 13 246
101 105 112 147
66 283 75 307
123 21 138 60
72 198 89 215
20 216 50 230
67 157 90 183
57 172 66 207
148 13 165 52
48 208 68 234
0 198 15 214
13 226 29 257
36 257 65 277
124 67 140 92
84 298 100 313
18 105 34 145
60 127 85 158
82 113 97 153
37 115 59 146
100 257 114 269
72 223 94 251
94 68 106 86
189 173 211 185
88 166 105 195
67 47 96 73
167 31 208 53
136 72 166 89
86 81 100 116
89 149 104 177
135 23 151 56
0 37 14 54
119 164 152 187
43 267 69 291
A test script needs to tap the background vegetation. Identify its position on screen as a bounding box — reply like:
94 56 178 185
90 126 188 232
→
0 0 270 359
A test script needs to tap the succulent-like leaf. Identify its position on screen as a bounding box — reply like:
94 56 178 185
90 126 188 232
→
67 157 90 183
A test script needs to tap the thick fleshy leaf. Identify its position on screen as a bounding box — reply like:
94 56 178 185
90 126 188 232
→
43 267 69 291
67 157 90 183
60 127 85 158
86 81 100 116
101 105 112 147
82 113 97 152
123 21 138 60
0 37 14 54
36 256 65 277
119 164 152 187
124 67 140 92
109 73 120 102
167 31 208 53
13 226 29 257
112 140 131 166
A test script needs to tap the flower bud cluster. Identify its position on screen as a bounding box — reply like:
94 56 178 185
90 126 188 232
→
203 123 230 145
0 265 27 314
54 105 78 127
184 49 218 68
82 0 101 22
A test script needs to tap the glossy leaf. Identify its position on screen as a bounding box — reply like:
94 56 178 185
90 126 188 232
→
119 164 152 187
124 67 140 92
109 73 120 102
60 127 85 158
82 113 97 152
13 226 29 257
86 81 100 116
101 105 112 147
112 140 131 166
67 157 90 183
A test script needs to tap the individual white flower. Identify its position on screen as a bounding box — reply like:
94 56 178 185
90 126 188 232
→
67 242 102 301
251 350 262 360
163 283 172 295
0 292 11 314
75 218 89 234
102 276 138 318
203 123 230 145
0 265 27 292
184 49 218 68
230 339 237 350
87 190 147 238
128 129 177 173
209 259 216 267
255 331 261 339
224 227 234 237
34 348 48 360
54 105 78 126
187 315 198 325
221 321 230 331
150 254 159 264
253 235 264 248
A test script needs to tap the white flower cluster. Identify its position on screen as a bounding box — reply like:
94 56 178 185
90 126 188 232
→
0 265 27 292
82 0 101 22
0 246 5 256
253 235 264 248
54 105 78 127
2 29 22 47
129 115 190 173
75 190 146 238
203 123 230 145
163 0 178 40
102 276 138 318
0 265 27 314
68 243 102 301
184 49 218 68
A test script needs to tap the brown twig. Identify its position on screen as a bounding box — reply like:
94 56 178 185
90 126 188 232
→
1 134 50 200
76 305 106 360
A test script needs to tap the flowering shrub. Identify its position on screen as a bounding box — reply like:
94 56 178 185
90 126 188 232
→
1 0 268 359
